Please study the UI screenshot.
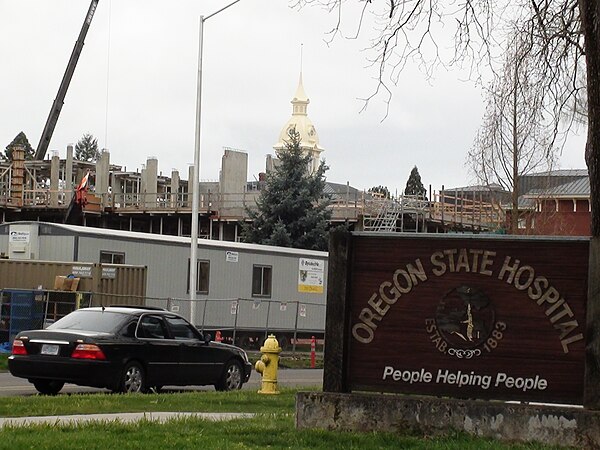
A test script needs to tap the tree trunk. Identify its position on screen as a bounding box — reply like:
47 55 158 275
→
580 0 600 237
580 0 600 410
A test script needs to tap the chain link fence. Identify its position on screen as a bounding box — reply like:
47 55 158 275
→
146 296 326 352
1 290 326 354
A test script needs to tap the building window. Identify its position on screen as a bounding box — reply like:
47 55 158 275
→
186 260 210 294
100 251 125 264
252 265 272 297
518 218 527 230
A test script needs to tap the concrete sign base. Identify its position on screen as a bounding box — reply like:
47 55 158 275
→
296 391 600 448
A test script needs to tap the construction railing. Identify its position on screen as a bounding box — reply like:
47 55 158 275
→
1 175 506 231
430 191 505 230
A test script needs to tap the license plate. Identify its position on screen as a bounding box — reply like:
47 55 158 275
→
40 344 59 355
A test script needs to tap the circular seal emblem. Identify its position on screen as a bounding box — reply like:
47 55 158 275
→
435 285 495 349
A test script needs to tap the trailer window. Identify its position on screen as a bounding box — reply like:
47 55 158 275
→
252 265 272 298
100 251 125 264
186 259 210 294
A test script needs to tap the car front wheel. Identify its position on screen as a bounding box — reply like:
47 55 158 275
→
119 361 146 393
215 360 243 391
32 379 64 395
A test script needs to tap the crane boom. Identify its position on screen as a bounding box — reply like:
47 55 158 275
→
35 0 100 160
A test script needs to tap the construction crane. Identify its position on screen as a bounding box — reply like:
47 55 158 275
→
35 0 100 160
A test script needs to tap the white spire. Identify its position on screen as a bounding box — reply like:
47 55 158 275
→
292 72 309 114
273 72 324 174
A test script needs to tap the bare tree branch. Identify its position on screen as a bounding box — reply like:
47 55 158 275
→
292 1 600 237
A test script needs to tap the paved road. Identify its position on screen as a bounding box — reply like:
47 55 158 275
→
0 369 323 397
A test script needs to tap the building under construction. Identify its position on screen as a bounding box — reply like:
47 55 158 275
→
0 143 505 240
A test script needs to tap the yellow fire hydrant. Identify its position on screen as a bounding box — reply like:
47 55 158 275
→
255 334 282 394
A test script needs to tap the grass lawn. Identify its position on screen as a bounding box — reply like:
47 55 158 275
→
0 389 296 418
0 354 7 372
0 413 567 450
0 390 569 449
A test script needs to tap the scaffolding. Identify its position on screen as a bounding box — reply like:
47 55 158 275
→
363 194 430 232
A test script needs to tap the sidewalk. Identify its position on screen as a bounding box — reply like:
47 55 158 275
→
0 412 255 427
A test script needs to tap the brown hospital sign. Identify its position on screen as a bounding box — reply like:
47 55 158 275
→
344 234 588 404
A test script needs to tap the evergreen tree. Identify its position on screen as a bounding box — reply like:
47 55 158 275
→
267 219 293 247
241 128 331 251
404 166 427 198
4 132 34 160
75 133 101 161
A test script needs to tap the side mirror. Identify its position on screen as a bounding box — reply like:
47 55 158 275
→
204 333 212 344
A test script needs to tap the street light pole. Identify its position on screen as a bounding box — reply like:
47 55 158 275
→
189 0 243 325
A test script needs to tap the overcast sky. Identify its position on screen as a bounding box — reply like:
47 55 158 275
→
1 0 587 195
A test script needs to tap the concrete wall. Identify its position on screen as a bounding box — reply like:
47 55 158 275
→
144 157 158 206
219 150 248 216
65 144 73 204
220 149 247 195
50 155 59 206
95 151 110 195
296 392 600 448
170 170 180 208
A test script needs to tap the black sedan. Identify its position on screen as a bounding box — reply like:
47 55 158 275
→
8 306 252 395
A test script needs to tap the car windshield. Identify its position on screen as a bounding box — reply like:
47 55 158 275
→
47 310 128 333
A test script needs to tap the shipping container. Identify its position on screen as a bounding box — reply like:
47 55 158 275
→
0 258 146 306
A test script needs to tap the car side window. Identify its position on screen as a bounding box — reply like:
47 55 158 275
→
120 320 138 338
164 316 200 341
137 315 168 339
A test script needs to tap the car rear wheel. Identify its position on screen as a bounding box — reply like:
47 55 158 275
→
215 360 243 391
32 379 64 395
119 362 146 394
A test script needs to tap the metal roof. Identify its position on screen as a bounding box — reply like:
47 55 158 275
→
442 183 507 193
525 169 588 177
516 197 537 209
0 221 328 258
323 182 363 196
512 175 590 209
523 177 590 198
